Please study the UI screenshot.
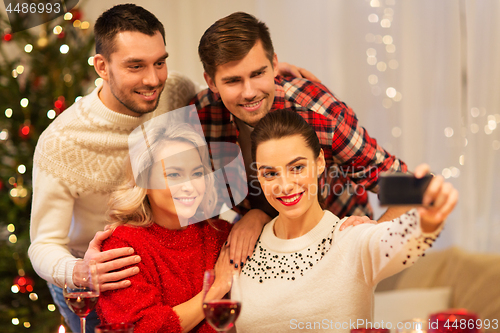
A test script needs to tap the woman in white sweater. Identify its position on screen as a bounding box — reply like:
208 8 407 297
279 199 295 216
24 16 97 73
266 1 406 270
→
236 110 458 333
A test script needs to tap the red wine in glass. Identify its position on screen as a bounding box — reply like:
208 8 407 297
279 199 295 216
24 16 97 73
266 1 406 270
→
63 259 100 333
203 300 241 331
64 291 99 317
203 269 242 332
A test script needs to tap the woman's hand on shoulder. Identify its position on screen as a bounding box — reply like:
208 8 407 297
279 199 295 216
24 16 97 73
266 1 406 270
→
415 164 459 232
211 245 238 299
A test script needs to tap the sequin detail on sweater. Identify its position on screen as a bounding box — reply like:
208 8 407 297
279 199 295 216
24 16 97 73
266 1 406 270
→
242 220 339 282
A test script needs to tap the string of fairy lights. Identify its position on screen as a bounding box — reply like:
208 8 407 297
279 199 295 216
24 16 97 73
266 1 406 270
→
365 0 405 153
364 0 499 181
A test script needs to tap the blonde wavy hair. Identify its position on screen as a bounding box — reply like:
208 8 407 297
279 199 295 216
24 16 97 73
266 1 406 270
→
107 123 217 229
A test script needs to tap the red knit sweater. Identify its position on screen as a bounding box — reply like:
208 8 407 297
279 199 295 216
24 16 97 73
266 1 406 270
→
97 220 231 332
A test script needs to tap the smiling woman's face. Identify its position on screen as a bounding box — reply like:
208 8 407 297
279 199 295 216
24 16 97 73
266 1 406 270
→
146 140 206 228
255 134 325 222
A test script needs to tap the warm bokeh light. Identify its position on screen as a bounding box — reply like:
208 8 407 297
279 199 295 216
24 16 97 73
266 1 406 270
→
366 48 377 57
9 234 18 243
381 19 391 28
377 62 387 71
389 59 399 69
383 35 393 44
368 13 379 23
470 107 480 117
470 123 479 133
392 127 402 137
382 98 392 109
53 26 63 35
368 75 378 85
442 168 452 179
17 164 26 174
47 110 56 119
60 44 69 54
386 87 397 98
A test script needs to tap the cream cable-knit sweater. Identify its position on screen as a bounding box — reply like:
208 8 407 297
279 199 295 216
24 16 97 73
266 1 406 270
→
237 210 442 333
28 72 199 287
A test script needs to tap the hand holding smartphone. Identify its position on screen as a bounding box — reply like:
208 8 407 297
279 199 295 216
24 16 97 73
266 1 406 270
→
378 172 433 206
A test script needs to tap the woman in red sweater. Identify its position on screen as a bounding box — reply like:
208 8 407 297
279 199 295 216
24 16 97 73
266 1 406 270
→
97 122 236 332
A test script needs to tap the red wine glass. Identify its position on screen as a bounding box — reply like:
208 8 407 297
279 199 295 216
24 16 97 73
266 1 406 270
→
202 269 242 332
63 259 100 333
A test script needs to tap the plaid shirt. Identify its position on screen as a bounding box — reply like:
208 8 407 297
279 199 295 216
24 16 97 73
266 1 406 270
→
189 75 407 218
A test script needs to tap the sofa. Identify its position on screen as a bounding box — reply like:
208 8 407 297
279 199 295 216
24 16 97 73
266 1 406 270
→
375 246 500 332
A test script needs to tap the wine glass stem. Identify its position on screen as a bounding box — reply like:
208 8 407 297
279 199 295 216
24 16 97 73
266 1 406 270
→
80 317 86 333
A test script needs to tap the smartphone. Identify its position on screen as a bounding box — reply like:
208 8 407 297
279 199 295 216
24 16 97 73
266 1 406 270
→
378 172 433 206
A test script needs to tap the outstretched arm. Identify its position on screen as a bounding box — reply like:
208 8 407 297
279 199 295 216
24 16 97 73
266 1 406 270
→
339 163 458 285
415 164 458 232
378 206 412 222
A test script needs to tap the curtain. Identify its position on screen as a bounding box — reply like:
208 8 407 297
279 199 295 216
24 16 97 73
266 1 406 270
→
82 0 500 253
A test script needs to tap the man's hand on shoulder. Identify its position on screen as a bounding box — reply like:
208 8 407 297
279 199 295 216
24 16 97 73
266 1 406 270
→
83 228 141 292
339 215 377 231
277 62 321 83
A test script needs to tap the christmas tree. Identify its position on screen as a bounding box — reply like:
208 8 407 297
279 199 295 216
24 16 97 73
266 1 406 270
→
0 7 96 332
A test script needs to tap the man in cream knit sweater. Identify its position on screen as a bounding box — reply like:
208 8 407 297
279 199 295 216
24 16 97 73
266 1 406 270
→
28 4 199 331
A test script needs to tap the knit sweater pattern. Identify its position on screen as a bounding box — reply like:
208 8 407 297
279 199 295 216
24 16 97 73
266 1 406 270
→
28 72 198 287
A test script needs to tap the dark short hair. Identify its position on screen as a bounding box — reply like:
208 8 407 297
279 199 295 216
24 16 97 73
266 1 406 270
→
198 12 274 79
94 4 165 59
251 110 321 162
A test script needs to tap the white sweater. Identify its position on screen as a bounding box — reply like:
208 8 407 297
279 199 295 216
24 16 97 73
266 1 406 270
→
28 72 198 287
237 210 442 333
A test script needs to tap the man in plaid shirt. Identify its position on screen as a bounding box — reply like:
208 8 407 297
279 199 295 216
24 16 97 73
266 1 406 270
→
190 12 409 266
